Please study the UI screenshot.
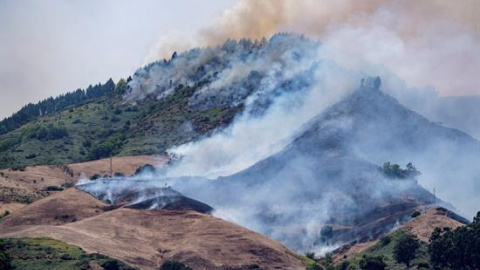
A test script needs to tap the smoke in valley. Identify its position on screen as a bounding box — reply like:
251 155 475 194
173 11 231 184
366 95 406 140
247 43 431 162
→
79 0 479 255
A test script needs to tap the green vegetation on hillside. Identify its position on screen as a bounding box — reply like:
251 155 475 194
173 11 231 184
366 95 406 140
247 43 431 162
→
337 211 480 270
0 80 242 169
0 78 121 136
0 237 137 270
429 211 480 270
341 230 430 270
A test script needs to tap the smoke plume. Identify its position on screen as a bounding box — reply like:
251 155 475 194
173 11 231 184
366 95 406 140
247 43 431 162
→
147 0 479 97
107 0 480 254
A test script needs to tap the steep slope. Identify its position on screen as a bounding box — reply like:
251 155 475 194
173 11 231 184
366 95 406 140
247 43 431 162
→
169 77 477 252
299 77 480 216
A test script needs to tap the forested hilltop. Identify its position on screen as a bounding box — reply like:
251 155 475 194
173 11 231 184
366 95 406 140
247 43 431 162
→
0 34 313 170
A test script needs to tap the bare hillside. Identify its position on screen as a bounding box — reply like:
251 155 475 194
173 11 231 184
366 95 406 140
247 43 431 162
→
0 188 305 270
0 188 108 227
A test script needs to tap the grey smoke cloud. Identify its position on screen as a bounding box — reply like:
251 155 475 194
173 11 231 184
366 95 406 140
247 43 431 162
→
147 0 480 97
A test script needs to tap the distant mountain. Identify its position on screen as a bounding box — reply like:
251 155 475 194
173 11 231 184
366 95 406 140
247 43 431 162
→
169 77 479 252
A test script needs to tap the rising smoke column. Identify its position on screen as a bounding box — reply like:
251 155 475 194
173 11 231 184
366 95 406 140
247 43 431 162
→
147 0 480 97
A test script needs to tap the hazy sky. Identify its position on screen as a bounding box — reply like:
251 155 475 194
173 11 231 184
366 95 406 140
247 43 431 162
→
0 0 237 120
1 0 478 120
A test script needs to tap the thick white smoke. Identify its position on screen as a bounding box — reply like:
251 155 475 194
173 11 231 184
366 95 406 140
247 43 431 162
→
112 0 480 253
166 54 359 178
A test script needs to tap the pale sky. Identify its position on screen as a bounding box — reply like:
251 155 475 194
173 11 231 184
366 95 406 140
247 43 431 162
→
1 0 478 120
0 0 237 120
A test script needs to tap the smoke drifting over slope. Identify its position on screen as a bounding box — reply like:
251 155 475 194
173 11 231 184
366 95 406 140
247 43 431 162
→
107 0 479 255
126 32 479 216
147 0 479 97
164 78 479 252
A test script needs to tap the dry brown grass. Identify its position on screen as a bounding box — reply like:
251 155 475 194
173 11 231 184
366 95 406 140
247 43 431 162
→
0 155 167 207
400 207 465 242
0 188 304 270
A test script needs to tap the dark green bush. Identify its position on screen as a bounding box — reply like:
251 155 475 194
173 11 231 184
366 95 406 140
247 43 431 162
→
306 264 323 270
159 260 193 270
393 233 419 267
359 255 386 270
305 251 315 260
0 210 10 219
411 211 421 218
43 186 64 191
429 211 480 270
102 259 120 270
379 236 391 246
24 124 68 141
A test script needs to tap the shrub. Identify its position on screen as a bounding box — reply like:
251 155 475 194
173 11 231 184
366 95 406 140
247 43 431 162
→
0 210 10 219
101 259 120 270
82 139 92 148
0 240 12 270
61 182 74 188
60 253 72 260
11 164 26 171
305 251 316 260
393 233 419 267
87 135 125 160
90 174 101 180
411 211 421 218
334 261 349 270
359 255 386 270
429 211 480 270
25 153 36 159
43 186 64 191
159 260 193 270
379 235 391 246
382 162 421 179
24 124 68 141
416 262 430 269
306 264 323 270
110 116 121 123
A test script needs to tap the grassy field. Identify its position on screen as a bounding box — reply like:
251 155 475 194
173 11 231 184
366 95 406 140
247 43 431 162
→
0 84 242 169
0 237 137 270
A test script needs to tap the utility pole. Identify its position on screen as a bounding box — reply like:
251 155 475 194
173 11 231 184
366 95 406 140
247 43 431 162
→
110 156 113 177
433 188 436 206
